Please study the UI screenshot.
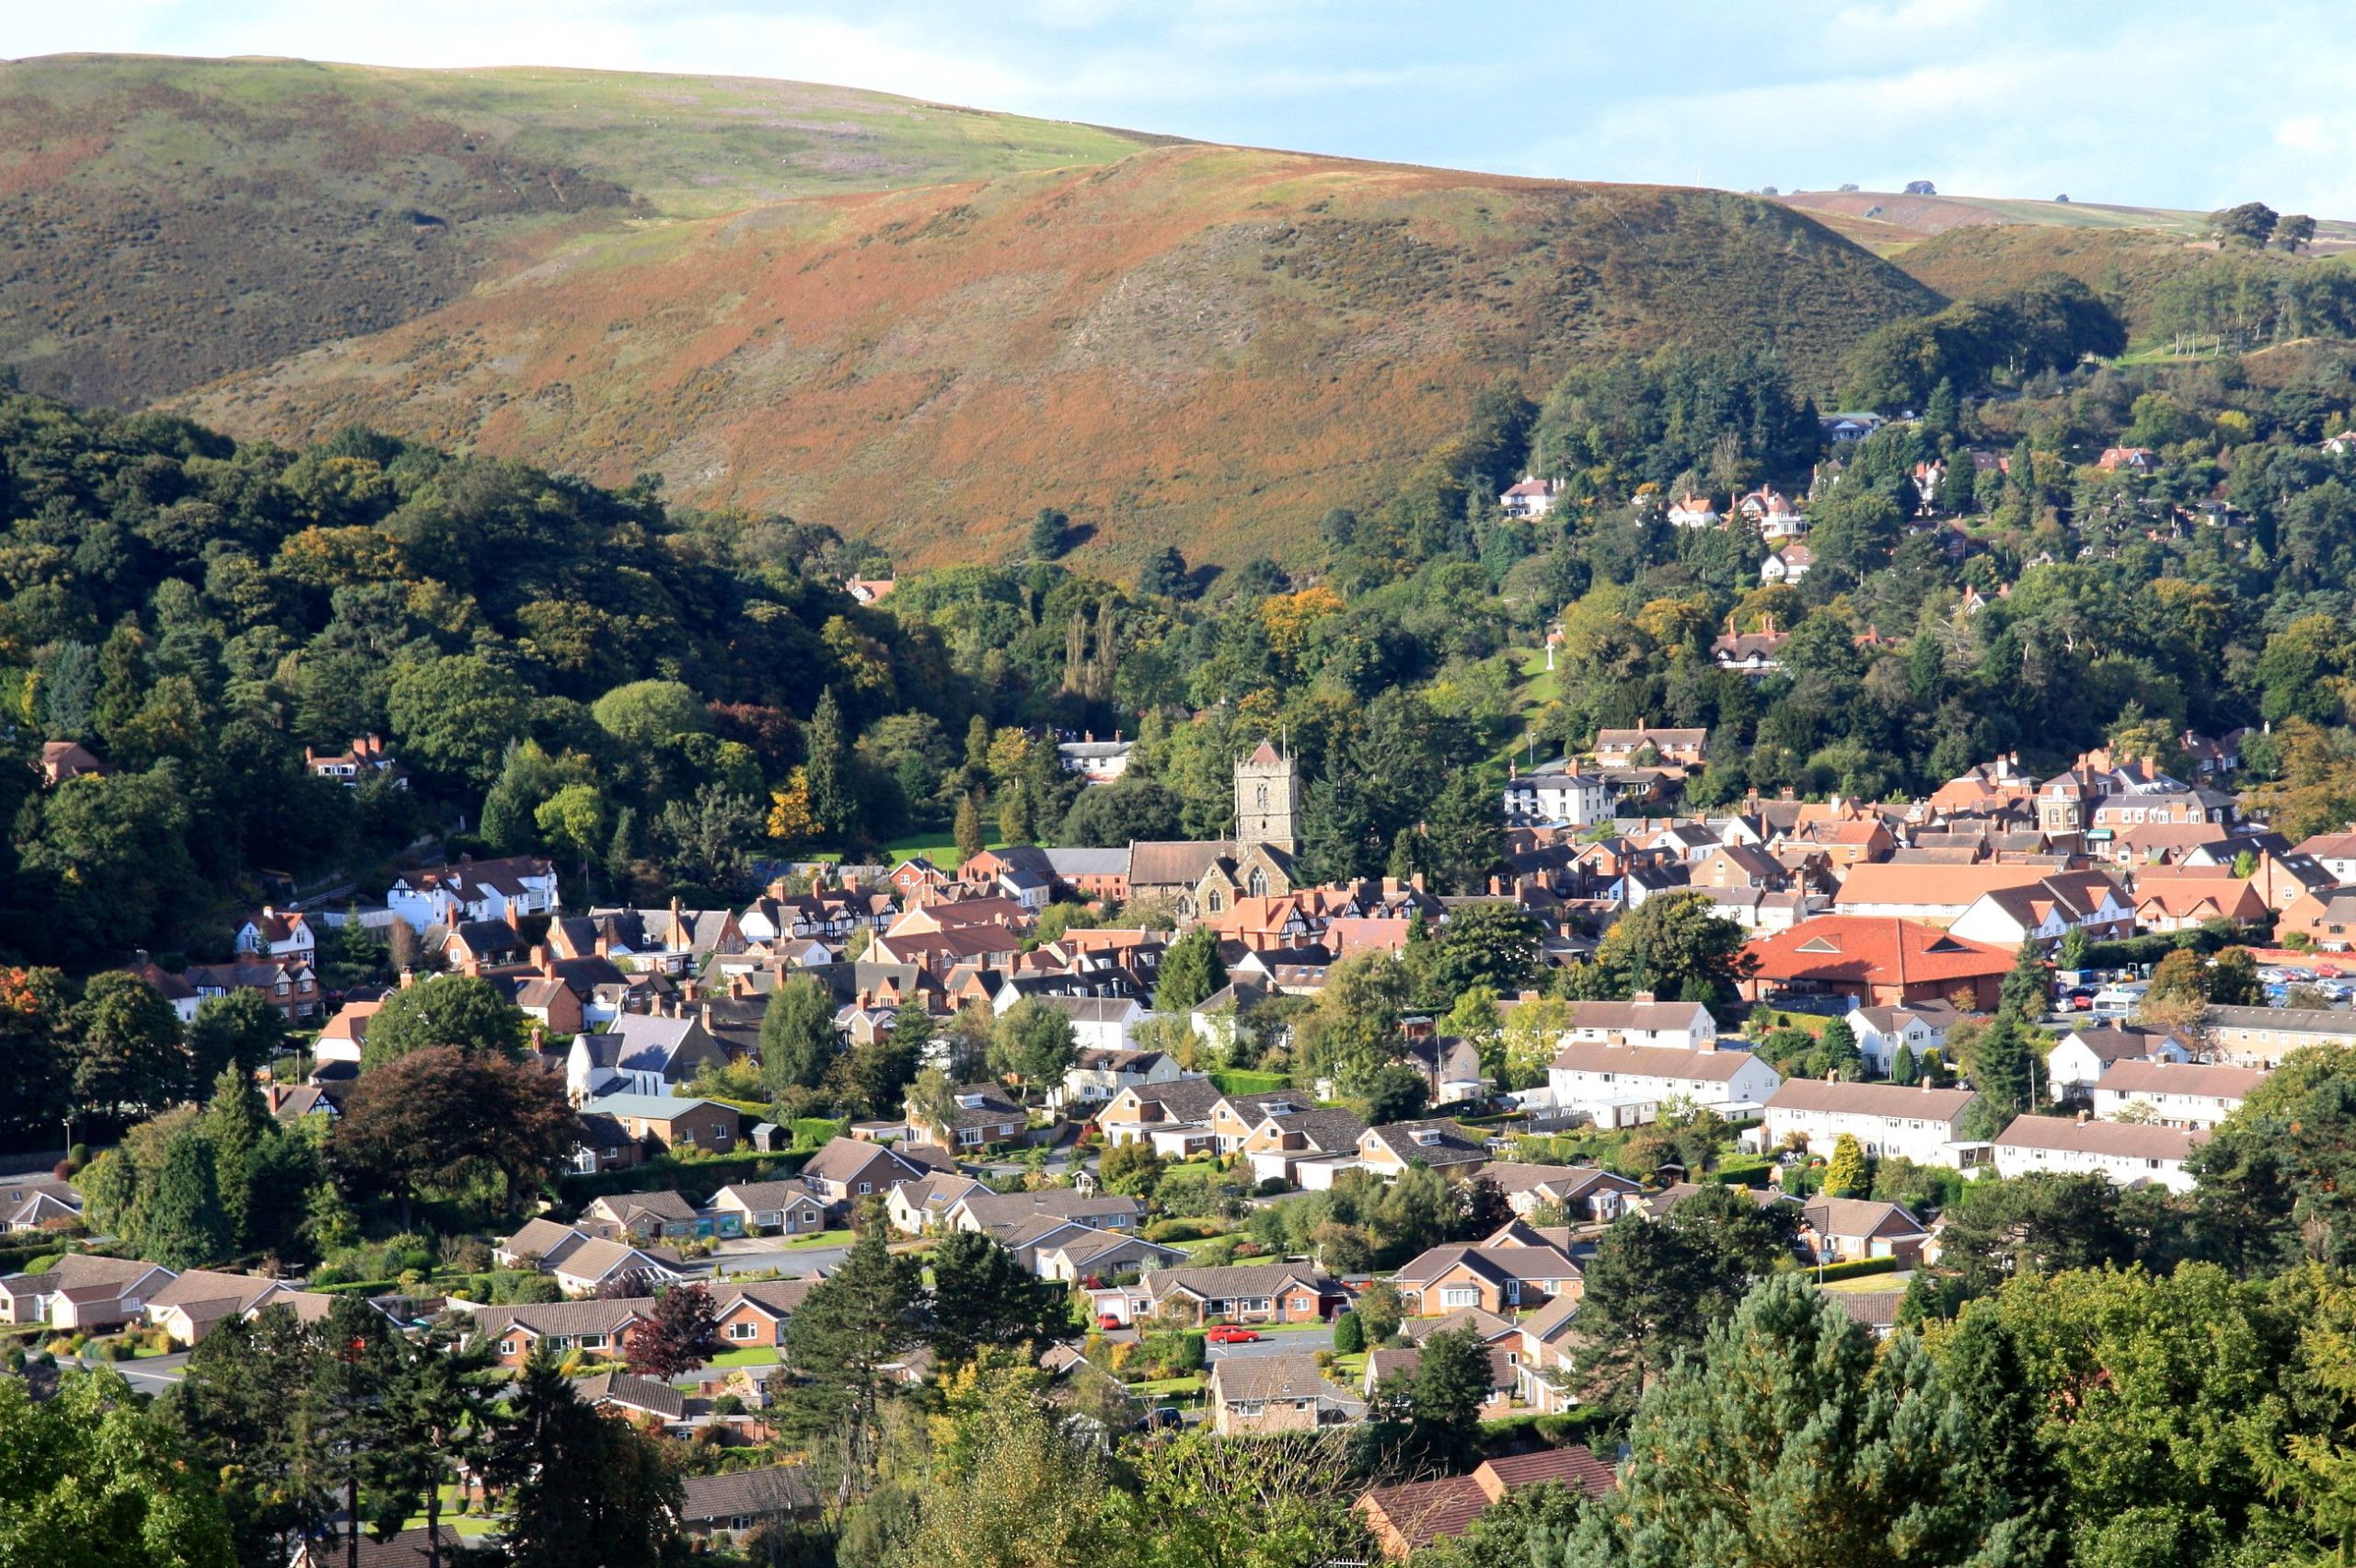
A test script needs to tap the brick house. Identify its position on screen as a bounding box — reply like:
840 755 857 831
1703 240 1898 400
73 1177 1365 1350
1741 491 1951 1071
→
1207 1352 1348 1435
1388 1243 1584 1316
575 1094 740 1155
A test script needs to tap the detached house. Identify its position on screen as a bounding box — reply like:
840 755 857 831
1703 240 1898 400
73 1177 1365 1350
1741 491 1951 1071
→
1844 1001 1958 1077
1357 1119 1489 1177
799 1139 931 1213
905 1083 1025 1150
707 1181 830 1236
1129 1262 1344 1327
387 854 560 933
566 1013 728 1101
1389 1242 1583 1315
569 1094 739 1159
1208 1352 1355 1435
472 1298 654 1367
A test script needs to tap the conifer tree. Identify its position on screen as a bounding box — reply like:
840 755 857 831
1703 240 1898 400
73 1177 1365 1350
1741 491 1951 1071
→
1550 1274 2043 1567
780 1231 924 1506
803 685 855 844
953 790 986 865
1826 1132 1870 1199
146 1122 233 1270
760 974 840 1095
1152 927 1228 1014
926 1231 1071 1366
1890 1042 1920 1086
2001 939 2051 1019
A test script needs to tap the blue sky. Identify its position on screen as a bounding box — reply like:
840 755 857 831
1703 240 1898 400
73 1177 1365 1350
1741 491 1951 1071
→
11 0 2353 216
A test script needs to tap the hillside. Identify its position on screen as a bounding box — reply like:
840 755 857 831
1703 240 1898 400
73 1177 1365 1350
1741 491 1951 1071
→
180 146 1937 568
1889 225 2223 334
6 55 1937 569
0 54 1160 407
1773 188 2356 257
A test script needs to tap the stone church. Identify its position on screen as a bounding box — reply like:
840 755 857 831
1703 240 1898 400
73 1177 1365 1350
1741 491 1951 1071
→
1126 739 1302 917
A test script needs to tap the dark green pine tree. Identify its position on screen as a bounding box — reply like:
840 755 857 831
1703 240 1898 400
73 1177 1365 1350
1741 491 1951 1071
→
803 685 857 845
199 1064 269 1251
2000 939 2050 1019
1934 1304 2067 1568
1546 1274 2049 1567
924 1230 1072 1367
490 1347 682 1568
780 1231 924 1508
1961 1012 2037 1139
145 1123 234 1270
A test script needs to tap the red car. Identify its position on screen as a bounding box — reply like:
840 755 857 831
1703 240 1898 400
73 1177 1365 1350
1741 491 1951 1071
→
1097 1313 1124 1331
1206 1326 1263 1344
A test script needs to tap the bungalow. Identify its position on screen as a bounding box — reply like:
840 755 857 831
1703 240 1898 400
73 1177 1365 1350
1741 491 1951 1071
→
2088 1060 2266 1130
707 1181 831 1236
0 1176 82 1234
576 1370 688 1425
2045 1023 2191 1101
1096 1078 1228 1150
0 1254 173 1329
1358 1448 1617 1561
2131 875 2270 934
303 734 405 788
583 1190 743 1244
679 1466 820 1545
291 1528 482 1568
1034 1228 1185 1285
1844 1000 1958 1077
1561 995 1718 1049
493 1218 606 1271
1759 1079 1981 1168
1357 1119 1489 1177
944 1189 1147 1239
1797 1196 1931 1265
1207 1352 1353 1435
886 1173 989 1235
549 1238 681 1298
144 1269 289 1344
1138 1262 1343 1326
1362 1341 1518 1416
1990 1114 2202 1193
472 1298 653 1367
1389 1242 1583 1316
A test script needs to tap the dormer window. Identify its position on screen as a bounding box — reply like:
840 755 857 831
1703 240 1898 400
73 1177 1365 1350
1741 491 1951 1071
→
1414 1129 1442 1146
956 1093 985 1109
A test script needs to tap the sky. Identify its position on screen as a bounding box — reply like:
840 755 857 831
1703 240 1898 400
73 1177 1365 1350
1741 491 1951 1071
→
8 0 2355 217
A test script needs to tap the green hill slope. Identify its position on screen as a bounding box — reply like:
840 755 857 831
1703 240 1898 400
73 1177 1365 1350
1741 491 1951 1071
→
0 53 1161 406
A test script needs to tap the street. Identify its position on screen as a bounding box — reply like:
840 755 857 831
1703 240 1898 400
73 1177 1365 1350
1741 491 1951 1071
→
698 1239 849 1279
1204 1325 1334 1359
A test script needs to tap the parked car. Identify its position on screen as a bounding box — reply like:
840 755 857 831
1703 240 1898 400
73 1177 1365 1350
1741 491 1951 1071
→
1097 1313 1124 1331
1206 1326 1263 1344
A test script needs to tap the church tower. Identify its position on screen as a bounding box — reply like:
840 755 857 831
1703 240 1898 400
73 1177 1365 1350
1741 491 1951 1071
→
1234 738 1299 855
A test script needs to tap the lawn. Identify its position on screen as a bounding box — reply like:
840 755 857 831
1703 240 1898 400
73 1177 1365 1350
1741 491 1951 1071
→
1330 1351 1369 1384
1128 1374 1207 1399
1816 1270 1909 1295
705 1345 783 1368
783 1228 856 1250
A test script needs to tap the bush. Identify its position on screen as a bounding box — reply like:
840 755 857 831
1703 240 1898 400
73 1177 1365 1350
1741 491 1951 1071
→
711 1393 746 1416
1332 1310 1365 1355
1812 1256 1900 1282
1253 1177 1290 1197
1144 1217 1211 1245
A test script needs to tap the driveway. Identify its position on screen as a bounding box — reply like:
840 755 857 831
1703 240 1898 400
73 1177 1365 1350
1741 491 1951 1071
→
1205 1325 1334 1359
87 1351 190 1394
699 1245 848 1279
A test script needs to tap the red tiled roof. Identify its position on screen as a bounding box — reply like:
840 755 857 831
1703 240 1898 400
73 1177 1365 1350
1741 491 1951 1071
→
1746 917 2013 986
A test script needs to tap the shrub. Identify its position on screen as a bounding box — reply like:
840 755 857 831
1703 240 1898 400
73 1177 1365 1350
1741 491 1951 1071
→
1254 1177 1290 1197
1144 1218 1210 1245
1332 1310 1365 1355
711 1393 746 1417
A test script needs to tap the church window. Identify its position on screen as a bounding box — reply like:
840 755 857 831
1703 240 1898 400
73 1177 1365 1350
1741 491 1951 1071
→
1249 869 1268 898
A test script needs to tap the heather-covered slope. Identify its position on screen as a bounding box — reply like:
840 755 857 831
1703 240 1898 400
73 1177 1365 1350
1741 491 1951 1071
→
180 144 1938 568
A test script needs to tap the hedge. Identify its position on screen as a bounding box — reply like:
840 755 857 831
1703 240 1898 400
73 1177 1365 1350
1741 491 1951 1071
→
2079 917 2276 972
1209 1070 1288 1096
1812 1256 1901 1282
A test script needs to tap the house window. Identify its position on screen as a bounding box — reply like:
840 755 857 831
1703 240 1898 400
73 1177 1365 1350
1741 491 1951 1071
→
582 1333 606 1350
1441 1286 1480 1309
500 1339 519 1356
727 1321 757 1341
